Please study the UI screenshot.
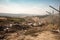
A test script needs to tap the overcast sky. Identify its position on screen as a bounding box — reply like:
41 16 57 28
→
0 0 60 15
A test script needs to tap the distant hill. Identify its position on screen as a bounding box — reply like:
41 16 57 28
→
0 13 40 17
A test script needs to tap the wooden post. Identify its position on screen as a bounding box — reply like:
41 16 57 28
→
52 10 54 14
59 6 60 27
46 11 54 25
49 5 59 12
49 5 60 27
59 6 60 16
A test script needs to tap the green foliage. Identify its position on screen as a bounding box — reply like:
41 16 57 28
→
7 18 25 22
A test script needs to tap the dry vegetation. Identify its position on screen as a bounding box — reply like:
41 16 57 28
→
0 15 60 40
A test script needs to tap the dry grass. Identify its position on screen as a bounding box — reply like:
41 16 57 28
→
0 15 60 40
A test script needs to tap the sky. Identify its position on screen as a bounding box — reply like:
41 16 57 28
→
0 0 60 15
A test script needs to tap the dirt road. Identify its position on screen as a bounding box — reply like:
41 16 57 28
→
4 31 60 40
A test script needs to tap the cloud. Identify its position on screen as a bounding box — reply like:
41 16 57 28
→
0 0 47 15
0 3 48 15
0 0 59 15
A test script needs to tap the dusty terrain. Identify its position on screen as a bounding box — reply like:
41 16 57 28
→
0 16 60 40
4 31 60 40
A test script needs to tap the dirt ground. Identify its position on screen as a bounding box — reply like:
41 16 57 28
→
4 31 60 40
